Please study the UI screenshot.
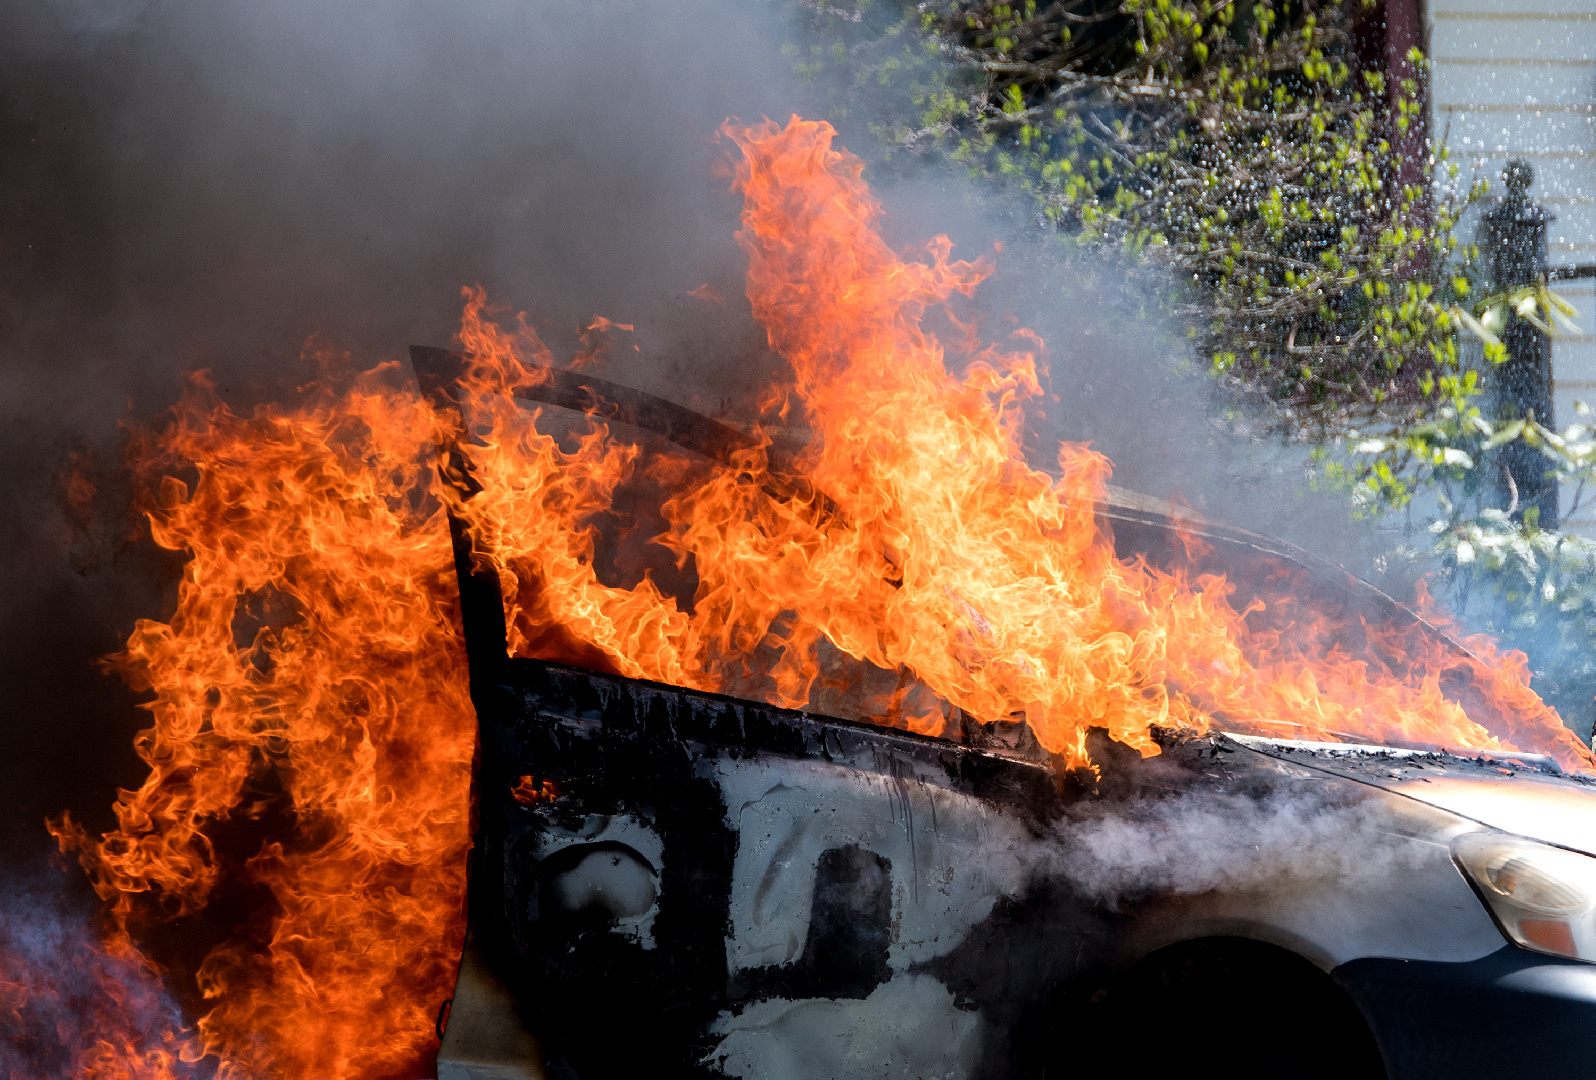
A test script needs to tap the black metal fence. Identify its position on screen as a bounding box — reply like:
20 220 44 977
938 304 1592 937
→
1481 159 1596 530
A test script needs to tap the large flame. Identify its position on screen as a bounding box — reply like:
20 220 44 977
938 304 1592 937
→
454 116 1593 772
44 370 475 1078
12 115 1590 1078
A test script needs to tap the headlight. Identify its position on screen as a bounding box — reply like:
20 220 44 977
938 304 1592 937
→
1453 832 1596 962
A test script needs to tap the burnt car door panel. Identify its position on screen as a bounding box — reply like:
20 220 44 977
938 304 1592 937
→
471 658 1075 1078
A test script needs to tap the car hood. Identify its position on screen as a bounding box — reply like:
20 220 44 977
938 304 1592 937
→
1224 733 1596 857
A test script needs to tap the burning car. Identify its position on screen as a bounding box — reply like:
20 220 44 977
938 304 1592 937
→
39 114 1596 1080
418 347 1596 1080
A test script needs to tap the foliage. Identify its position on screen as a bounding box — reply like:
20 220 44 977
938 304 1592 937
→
1303 283 1579 507
792 0 1501 509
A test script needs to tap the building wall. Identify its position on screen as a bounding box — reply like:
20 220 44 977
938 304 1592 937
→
1428 1 1596 530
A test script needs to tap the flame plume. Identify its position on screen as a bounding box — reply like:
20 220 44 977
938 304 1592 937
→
47 370 474 1078
14 114 1590 1078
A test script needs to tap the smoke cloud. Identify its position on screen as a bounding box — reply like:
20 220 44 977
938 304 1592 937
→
0 871 192 1073
1047 786 1428 910
0 0 1418 867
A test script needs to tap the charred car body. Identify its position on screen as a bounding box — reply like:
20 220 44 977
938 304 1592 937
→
414 349 1596 1080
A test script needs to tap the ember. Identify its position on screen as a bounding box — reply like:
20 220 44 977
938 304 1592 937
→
509 777 562 808
8 115 1592 1077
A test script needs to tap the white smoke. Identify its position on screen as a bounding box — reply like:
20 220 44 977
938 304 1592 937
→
1048 785 1428 909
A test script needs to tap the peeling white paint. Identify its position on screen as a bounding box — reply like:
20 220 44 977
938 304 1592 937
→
714 755 1033 974
706 974 983 1080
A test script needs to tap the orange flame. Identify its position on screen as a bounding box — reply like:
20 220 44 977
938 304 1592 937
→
49 367 474 1078
19 113 1591 1078
509 776 563 807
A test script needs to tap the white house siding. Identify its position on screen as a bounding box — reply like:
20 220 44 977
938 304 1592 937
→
1429 1 1596 531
